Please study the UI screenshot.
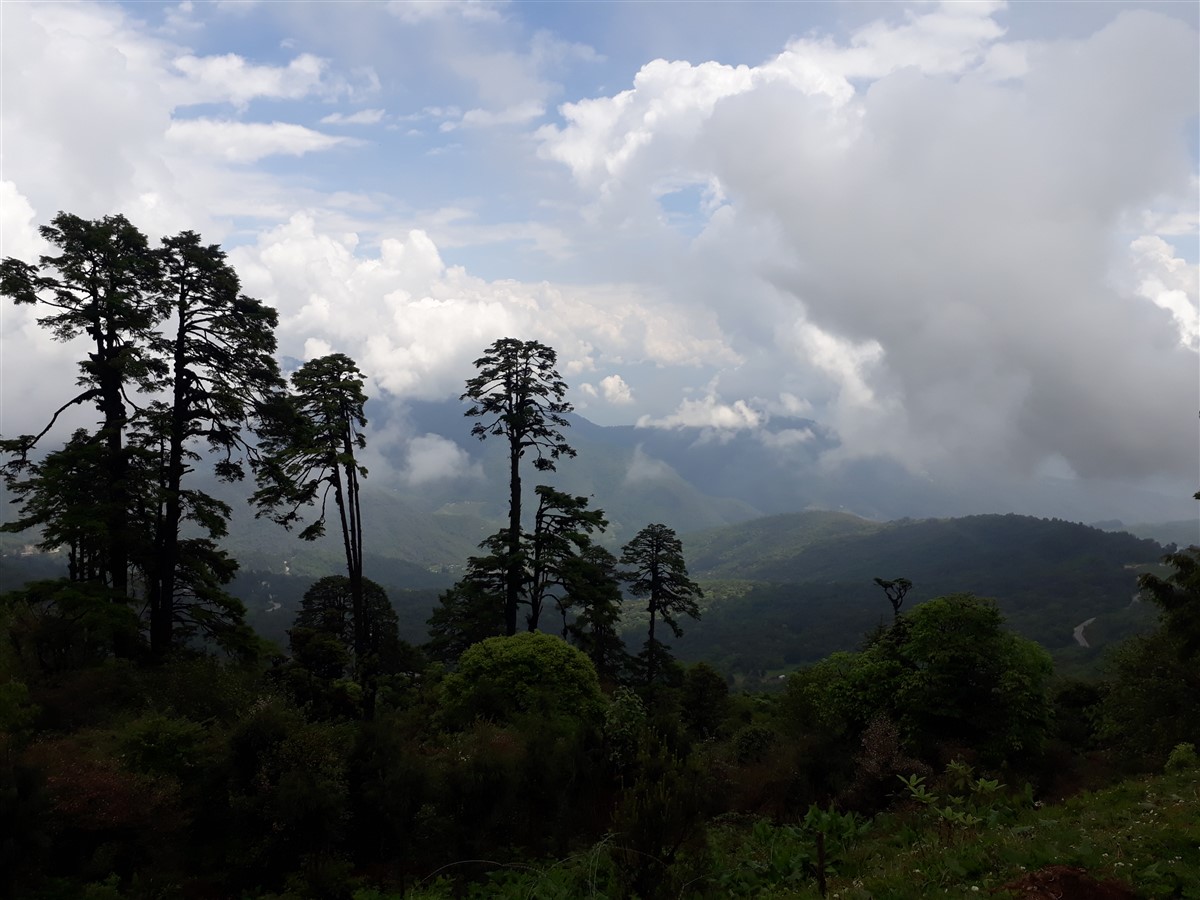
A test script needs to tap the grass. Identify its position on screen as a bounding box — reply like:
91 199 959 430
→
389 766 1200 899
704 766 1200 899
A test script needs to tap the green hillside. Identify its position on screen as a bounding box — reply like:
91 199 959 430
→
665 514 1167 678
685 510 883 577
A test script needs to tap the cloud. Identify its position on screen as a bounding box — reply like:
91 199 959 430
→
166 119 355 163
403 433 483 485
172 52 333 108
320 108 386 125
3 0 1196 503
623 445 677 484
1129 236 1199 348
386 0 505 25
637 391 763 431
228 213 737 404
0 181 46 263
538 4 1199 482
447 100 545 130
600 374 634 405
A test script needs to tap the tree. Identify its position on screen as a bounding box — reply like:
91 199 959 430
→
2 214 280 660
563 544 629 683
526 486 607 632
425 531 510 663
1137 546 1200 662
789 594 1054 766
872 577 912 621
253 355 371 694
291 576 404 675
439 632 604 730
0 212 165 601
462 338 575 635
286 576 412 718
680 662 730 739
620 524 703 693
141 231 283 658
1 430 111 584
1099 544 1200 759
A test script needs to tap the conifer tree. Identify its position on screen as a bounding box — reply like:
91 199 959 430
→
620 523 702 693
253 354 370 674
462 338 574 634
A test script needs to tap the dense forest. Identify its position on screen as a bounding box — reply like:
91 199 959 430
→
1 214 1198 899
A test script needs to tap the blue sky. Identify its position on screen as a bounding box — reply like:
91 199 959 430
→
2 0 1197 499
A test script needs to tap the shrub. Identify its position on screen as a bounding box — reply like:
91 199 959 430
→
439 633 604 731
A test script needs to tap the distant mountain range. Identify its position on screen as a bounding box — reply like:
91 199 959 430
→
370 398 1195 546
2 399 1192 676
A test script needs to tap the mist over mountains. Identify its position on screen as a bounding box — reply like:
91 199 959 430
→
358 397 1196 547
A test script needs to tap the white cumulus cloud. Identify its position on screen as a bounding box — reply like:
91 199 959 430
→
172 52 333 108
600 374 634 405
638 391 763 431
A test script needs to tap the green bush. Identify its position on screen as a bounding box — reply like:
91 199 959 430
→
1165 742 1198 773
439 633 604 731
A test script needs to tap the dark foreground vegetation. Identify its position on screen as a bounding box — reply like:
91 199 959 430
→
2 213 1198 899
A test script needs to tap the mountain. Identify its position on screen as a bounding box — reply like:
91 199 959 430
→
392 398 1195 526
3 397 1189 673
662 513 1167 679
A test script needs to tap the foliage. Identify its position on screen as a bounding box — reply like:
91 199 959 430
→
1 212 164 602
439 632 604 730
1164 743 1197 773
461 338 575 635
711 806 871 897
254 354 375 711
292 576 407 675
525 485 608 632
786 594 1054 767
681 662 730 740
140 229 283 658
1097 628 1200 762
603 687 647 772
704 768 1200 899
423 532 510 664
1138 546 1200 660
563 544 630 683
620 523 703 692
1 214 280 659
2 579 142 677
609 733 712 900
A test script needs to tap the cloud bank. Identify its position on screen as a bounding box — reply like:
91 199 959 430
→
1 0 1196 505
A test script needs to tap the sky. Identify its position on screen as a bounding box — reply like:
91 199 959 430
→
1 0 1198 506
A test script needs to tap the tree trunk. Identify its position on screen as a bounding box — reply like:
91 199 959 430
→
151 313 190 660
505 432 521 636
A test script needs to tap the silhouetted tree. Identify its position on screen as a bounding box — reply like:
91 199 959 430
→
0 212 165 601
291 576 405 676
620 524 702 694
141 231 282 658
425 531 510 663
254 354 371 702
873 577 912 621
1 430 111 584
1138 546 1200 662
563 544 629 683
462 338 574 634
526 486 607 632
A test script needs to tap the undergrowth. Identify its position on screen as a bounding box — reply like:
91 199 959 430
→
379 764 1200 899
